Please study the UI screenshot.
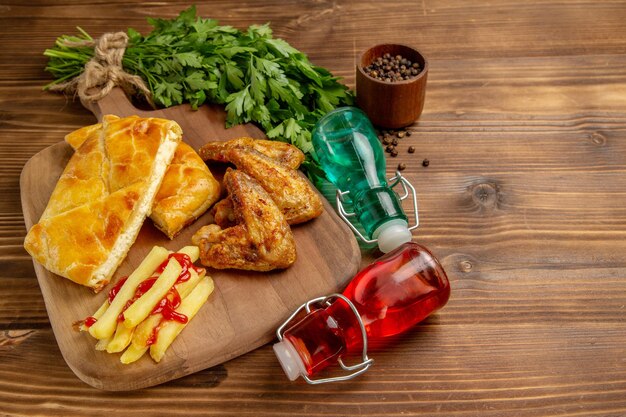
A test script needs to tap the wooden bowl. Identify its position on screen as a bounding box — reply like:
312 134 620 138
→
356 44 429 129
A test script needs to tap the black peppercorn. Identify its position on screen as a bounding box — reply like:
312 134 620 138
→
364 53 421 82
408 146 416 153
422 158 429 167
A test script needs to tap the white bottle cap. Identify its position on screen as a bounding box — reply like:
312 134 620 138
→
374 219 412 253
273 339 307 381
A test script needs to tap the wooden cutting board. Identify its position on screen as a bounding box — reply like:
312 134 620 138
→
20 88 361 391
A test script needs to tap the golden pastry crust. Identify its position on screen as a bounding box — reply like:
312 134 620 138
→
24 115 182 291
25 182 145 291
64 122 101 151
151 142 221 239
41 129 110 220
65 117 220 239
63 114 120 150
106 116 168 191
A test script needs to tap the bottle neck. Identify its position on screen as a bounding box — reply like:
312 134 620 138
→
273 298 364 380
273 243 451 383
353 186 409 240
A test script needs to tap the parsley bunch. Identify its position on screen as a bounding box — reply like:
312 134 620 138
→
44 6 352 177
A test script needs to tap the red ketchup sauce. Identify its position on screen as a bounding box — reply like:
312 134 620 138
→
82 253 204 340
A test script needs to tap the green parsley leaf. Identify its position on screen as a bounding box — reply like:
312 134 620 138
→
224 62 244 89
43 5 354 180
185 72 217 90
174 52 203 68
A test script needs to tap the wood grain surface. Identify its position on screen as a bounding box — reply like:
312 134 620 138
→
2 0 626 415
19 88 361 390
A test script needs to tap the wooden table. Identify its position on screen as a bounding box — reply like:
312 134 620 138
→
2 1 626 415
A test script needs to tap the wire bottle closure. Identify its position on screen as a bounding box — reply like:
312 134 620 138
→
336 170 419 244
276 294 374 384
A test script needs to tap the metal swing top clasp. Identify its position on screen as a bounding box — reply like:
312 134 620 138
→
335 170 420 244
276 294 374 384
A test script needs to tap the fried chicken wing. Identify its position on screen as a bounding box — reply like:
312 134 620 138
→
211 198 237 229
192 169 296 271
203 143 323 225
199 137 305 169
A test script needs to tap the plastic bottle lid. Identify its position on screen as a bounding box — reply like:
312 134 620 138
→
273 339 306 381
374 219 412 253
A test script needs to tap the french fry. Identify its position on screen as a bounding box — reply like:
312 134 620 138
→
150 276 214 363
79 299 109 332
130 315 162 353
95 337 111 351
89 246 169 340
106 322 134 353
120 344 149 364
79 245 212 365
128 268 205 353
122 259 182 329
175 267 205 299
176 246 200 263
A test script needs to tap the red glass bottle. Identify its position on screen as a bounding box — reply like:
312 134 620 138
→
273 241 450 382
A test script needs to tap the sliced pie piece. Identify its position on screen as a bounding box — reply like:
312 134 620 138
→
65 116 220 239
63 114 120 151
24 115 182 291
25 182 148 291
150 141 221 239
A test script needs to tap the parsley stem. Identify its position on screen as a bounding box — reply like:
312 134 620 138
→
42 5 353 180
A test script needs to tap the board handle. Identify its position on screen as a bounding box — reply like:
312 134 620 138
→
82 87 153 122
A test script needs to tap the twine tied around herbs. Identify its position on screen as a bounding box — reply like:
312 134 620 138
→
48 32 155 108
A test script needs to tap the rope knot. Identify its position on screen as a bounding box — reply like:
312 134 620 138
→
94 32 128 66
48 31 154 107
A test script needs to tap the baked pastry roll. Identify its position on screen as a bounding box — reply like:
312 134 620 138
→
24 115 182 291
150 141 220 238
65 115 220 239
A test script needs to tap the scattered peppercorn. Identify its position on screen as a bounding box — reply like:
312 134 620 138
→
391 138 399 146
422 158 429 167
408 146 416 154
364 53 421 82
390 149 399 157
397 131 406 138
382 137 391 145
406 131 412 137
398 162 406 171
385 145 394 153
